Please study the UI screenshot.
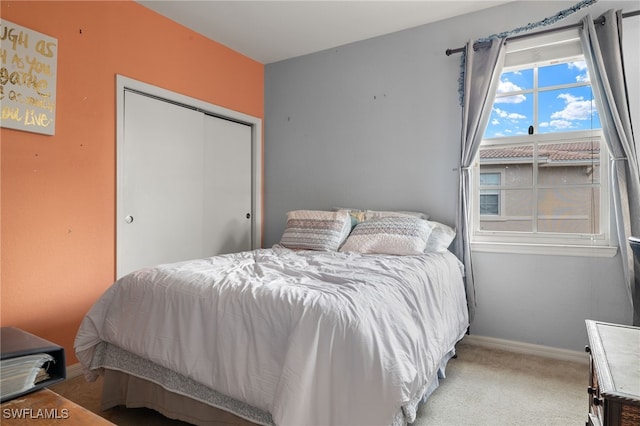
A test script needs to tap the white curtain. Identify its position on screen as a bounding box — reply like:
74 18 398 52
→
454 39 507 321
580 9 640 325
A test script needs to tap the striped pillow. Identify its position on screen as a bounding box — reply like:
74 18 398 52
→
280 210 352 251
339 217 433 255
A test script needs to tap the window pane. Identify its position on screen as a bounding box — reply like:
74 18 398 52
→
537 187 600 233
539 61 590 87
480 172 501 215
480 193 500 215
538 86 600 133
504 163 534 186
484 68 533 139
479 188 534 232
498 69 533 92
479 145 534 186
484 95 533 139
480 172 500 186
503 188 534 217
537 140 600 185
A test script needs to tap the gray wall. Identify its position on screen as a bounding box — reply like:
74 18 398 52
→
264 1 640 352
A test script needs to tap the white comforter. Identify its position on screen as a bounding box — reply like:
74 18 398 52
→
75 247 469 426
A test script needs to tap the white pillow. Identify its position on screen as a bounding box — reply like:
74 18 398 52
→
340 217 433 255
280 210 352 251
424 220 456 252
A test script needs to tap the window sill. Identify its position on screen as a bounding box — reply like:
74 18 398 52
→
471 241 618 257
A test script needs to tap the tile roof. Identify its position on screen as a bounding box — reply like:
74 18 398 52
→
480 141 600 163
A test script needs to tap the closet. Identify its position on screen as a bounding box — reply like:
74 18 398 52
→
116 77 262 278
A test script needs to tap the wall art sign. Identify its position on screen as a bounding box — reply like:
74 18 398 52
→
0 20 57 135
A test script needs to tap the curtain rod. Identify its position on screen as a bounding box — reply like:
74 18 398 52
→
445 9 640 56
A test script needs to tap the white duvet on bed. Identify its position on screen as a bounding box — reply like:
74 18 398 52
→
75 246 469 426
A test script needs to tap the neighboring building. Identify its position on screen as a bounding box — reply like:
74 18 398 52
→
479 140 601 234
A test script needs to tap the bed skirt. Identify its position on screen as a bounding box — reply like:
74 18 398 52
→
102 369 259 425
91 342 458 426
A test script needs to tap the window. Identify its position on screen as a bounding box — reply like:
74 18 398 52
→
480 172 501 215
472 30 611 255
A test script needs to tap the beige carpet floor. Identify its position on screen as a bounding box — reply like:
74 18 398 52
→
50 340 589 426
415 341 587 425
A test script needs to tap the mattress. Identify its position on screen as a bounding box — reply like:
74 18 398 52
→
92 343 457 426
76 246 469 425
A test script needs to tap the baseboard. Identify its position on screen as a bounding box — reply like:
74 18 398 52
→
462 335 589 364
65 362 84 379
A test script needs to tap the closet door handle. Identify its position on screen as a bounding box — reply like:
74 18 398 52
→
125 215 134 224
246 213 251 219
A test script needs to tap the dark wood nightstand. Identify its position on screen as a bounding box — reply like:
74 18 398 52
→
585 320 640 426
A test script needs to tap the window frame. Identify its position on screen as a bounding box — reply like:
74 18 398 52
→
470 30 616 257
479 169 504 216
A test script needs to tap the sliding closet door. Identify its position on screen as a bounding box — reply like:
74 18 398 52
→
118 91 255 278
203 115 252 255
118 91 205 277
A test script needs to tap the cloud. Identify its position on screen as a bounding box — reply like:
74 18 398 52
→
568 61 588 71
540 120 575 130
495 94 527 104
494 107 526 121
550 93 596 121
575 73 590 82
568 61 590 83
548 119 575 129
495 79 527 104
497 80 522 93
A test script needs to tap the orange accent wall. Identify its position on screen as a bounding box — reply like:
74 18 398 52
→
1 1 264 364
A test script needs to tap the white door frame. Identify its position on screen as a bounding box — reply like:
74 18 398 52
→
115 75 263 277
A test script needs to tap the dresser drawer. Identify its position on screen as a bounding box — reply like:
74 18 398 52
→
585 320 640 426
619 402 640 426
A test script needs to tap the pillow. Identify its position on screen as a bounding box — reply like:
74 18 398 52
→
280 210 352 251
333 207 428 227
363 209 429 221
339 217 433 255
424 220 456 252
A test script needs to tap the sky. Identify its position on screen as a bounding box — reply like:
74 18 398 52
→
484 60 601 139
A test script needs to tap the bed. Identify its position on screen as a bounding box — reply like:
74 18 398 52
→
75 209 469 426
